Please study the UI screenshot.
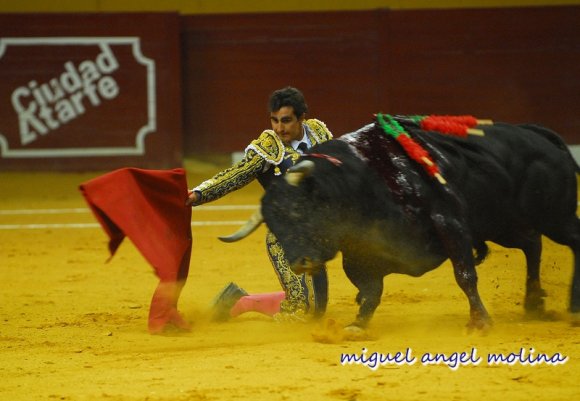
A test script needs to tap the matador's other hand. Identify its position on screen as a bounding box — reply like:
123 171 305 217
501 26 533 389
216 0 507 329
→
185 190 199 207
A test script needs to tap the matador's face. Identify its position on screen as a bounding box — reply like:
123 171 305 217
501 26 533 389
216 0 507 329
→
270 106 305 146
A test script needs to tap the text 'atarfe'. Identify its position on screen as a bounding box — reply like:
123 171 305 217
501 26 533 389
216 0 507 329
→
11 43 120 146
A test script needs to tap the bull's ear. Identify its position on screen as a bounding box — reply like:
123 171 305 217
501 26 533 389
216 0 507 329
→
285 160 315 186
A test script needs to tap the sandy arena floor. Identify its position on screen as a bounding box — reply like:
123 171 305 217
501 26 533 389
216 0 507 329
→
1 158 579 401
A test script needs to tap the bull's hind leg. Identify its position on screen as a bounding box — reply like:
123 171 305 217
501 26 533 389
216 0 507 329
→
559 220 580 317
540 218 580 322
520 233 548 316
556 225 580 325
572 248 580 317
516 149 580 320
567 222 580 315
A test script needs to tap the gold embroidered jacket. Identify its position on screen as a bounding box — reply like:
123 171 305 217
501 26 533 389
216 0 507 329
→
192 119 332 204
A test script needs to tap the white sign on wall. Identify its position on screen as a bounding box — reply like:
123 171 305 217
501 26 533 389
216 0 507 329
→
0 37 156 158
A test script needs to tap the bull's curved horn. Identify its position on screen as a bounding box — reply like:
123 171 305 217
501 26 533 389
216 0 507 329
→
218 208 263 243
285 160 316 186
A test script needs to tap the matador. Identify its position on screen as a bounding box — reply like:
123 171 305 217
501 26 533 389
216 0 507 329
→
187 87 333 321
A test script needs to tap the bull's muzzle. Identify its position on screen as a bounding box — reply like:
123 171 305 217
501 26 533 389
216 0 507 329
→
290 257 324 275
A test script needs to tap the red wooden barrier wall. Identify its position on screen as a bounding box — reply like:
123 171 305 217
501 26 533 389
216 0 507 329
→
182 6 580 154
0 13 182 171
0 7 578 170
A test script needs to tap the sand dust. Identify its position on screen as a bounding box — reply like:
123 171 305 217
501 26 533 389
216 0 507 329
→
1 160 579 400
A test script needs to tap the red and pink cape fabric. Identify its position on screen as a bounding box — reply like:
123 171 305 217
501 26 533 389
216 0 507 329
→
79 168 192 334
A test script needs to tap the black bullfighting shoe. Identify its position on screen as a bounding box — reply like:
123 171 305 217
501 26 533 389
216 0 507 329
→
210 282 248 322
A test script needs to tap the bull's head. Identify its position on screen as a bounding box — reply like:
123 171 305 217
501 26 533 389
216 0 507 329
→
218 160 316 243
219 160 340 274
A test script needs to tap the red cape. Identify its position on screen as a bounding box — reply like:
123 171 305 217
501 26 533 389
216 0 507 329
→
79 168 192 334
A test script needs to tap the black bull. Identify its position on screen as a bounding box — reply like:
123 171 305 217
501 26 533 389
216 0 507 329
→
222 121 580 330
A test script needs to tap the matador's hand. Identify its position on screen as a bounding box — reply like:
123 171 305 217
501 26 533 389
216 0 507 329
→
185 190 199 207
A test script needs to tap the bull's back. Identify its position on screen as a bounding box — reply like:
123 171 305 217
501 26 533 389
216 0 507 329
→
434 123 578 242
469 123 576 174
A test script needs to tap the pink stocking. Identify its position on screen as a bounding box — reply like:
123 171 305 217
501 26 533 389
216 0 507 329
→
230 291 285 318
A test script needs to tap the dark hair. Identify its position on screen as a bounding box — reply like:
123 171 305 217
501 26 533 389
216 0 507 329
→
268 86 308 118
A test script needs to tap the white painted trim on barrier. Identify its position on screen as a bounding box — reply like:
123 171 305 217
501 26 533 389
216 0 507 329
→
0 220 250 230
0 205 258 215
0 205 259 230
0 208 89 215
193 205 259 211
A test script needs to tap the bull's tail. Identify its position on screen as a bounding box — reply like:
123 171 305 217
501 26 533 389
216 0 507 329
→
473 241 489 266
521 124 580 173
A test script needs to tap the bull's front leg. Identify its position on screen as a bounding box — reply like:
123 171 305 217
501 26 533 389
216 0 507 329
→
432 213 491 331
353 284 383 328
343 256 384 328
452 257 490 331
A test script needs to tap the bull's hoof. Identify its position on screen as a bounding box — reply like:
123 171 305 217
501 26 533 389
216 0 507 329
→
343 325 366 341
524 290 547 314
570 312 580 327
465 317 492 334
311 319 375 343
524 300 546 313
525 308 561 321
343 324 375 341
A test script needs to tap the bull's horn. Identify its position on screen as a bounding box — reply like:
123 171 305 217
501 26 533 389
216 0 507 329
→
218 209 263 243
285 160 316 186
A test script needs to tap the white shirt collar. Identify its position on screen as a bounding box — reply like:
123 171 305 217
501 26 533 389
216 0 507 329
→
291 124 311 152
